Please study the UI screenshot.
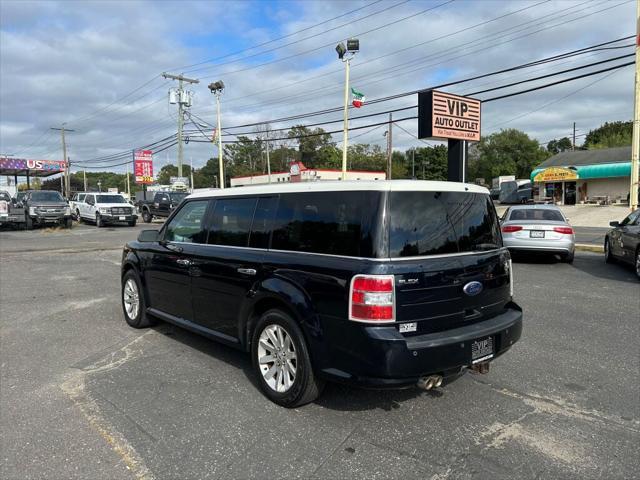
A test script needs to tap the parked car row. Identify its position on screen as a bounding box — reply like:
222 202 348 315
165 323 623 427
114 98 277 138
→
0 190 72 229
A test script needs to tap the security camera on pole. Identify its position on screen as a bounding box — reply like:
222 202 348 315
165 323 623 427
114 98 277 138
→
336 38 359 180
208 80 225 189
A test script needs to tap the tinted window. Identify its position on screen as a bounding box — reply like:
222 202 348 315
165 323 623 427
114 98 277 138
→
85 195 95 204
30 191 63 202
96 195 126 203
208 197 256 247
389 191 501 257
164 200 208 243
271 191 379 256
249 197 277 249
509 209 564 222
620 210 640 226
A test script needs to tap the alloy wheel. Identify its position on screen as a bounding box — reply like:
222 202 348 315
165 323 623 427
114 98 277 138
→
123 278 140 320
257 324 297 393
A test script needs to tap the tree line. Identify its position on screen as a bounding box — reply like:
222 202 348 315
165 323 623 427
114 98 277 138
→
37 120 632 192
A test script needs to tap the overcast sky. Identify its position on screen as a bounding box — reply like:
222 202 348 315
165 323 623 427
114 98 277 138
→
0 0 635 174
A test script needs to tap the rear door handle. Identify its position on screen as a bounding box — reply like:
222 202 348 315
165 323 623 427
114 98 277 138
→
237 268 257 276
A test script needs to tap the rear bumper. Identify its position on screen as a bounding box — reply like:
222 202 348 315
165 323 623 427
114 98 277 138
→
316 304 523 388
503 237 574 254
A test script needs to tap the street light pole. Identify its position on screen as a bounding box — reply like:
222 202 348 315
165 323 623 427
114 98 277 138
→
208 81 225 189
336 39 359 181
630 2 639 211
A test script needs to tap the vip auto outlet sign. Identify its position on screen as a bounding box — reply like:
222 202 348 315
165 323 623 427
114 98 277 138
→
418 90 481 142
134 150 153 184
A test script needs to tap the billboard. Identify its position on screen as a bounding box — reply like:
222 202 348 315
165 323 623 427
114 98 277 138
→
0 158 65 172
134 150 153 184
418 90 481 142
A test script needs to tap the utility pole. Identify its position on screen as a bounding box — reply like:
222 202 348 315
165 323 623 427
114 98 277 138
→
630 1 640 211
412 148 416 179
386 113 393 180
163 72 199 178
572 122 576 151
266 138 272 184
208 81 225 189
83 169 87 192
51 125 74 197
190 157 194 191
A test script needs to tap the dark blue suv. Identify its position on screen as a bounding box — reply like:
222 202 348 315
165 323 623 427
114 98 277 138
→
121 181 522 407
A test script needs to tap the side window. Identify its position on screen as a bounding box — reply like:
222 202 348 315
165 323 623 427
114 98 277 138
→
622 210 640 226
71 194 77 201
208 197 257 247
154 193 162 203
271 191 371 256
249 197 277 249
86 195 94 205
164 200 209 243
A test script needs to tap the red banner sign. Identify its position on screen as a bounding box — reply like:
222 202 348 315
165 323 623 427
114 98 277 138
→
134 150 153 184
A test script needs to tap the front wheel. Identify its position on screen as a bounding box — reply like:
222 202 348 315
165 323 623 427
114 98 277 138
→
96 214 103 228
142 209 152 223
121 270 155 328
251 309 324 408
76 209 81 222
25 214 33 230
128 218 137 227
604 238 614 263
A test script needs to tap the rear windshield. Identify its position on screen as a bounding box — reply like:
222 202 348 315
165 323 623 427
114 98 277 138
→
508 209 564 222
30 191 63 202
170 193 188 203
389 191 501 257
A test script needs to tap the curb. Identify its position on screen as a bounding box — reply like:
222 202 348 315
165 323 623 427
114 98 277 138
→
575 243 604 253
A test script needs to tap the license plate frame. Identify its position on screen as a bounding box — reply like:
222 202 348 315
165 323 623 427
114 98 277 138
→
119 216 126 221
530 230 545 238
471 336 494 364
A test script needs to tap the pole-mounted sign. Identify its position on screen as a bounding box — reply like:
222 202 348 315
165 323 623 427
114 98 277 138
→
418 90 481 183
134 150 154 184
418 90 481 141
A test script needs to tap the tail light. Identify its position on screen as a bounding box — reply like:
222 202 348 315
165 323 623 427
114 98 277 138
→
553 226 574 235
349 274 395 323
501 225 523 233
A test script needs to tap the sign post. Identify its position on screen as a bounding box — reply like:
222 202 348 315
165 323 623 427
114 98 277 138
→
418 90 481 182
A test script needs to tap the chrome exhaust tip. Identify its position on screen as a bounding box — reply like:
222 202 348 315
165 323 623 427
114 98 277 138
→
417 375 443 391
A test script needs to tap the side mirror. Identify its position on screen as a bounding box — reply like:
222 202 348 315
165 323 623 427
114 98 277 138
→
137 229 160 242
609 221 619 227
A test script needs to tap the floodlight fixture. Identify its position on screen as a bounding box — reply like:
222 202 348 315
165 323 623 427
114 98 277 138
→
208 80 225 93
346 38 359 52
335 42 346 59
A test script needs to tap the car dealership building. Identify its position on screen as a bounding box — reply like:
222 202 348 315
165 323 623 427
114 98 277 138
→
530 146 632 205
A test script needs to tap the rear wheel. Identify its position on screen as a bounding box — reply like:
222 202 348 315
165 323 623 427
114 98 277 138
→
121 270 155 328
604 238 614 263
251 309 324 408
561 251 574 264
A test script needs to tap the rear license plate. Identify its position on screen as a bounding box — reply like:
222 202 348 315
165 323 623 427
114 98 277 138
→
530 230 545 238
471 336 494 364
119 216 126 220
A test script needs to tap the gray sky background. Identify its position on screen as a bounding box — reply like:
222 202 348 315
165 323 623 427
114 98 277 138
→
0 0 635 174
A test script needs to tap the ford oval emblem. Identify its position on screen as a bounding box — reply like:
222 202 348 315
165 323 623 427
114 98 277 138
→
463 281 483 296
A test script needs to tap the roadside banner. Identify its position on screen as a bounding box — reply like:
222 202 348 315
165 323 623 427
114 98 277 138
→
134 150 153 184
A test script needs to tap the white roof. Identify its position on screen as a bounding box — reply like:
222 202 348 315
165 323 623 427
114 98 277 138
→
188 180 488 199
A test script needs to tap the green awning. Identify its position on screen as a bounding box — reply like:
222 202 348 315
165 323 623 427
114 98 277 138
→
531 162 631 182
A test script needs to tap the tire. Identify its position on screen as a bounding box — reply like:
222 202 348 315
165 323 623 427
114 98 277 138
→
96 214 103 228
65 218 73 229
604 238 614 263
25 214 33 230
128 219 137 227
121 269 155 328
561 251 574 264
251 309 324 408
635 249 640 281
142 209 152 223
76 209 81 222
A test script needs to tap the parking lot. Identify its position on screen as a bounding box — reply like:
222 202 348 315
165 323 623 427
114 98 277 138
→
1 223 639 480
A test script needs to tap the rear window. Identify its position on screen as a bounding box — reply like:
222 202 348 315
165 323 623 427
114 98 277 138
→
271 191 380 257
389 191 501 257
509 209 564 222
208 197 257 247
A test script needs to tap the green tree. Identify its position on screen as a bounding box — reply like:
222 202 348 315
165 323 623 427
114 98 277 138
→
584 120 632 149
473 129 549 181
546 137 573 154
287 125 334 167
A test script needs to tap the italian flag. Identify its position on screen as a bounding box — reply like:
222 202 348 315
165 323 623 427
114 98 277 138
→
351 87 365 108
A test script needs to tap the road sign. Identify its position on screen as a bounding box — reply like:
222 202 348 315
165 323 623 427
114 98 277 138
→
134 150 153 184
418 90 481 141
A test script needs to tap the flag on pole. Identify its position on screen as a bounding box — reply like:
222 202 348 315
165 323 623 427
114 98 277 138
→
351 87 365 108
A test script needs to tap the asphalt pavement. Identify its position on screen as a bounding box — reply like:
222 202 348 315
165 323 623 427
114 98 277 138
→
1 224 639 479
573 226 609 246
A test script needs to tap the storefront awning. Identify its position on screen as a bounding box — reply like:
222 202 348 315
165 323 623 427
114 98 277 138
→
531 162 631 182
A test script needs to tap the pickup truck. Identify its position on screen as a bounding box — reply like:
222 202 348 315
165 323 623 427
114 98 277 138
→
21 190 72 229
69 192 88 220
78 192 137 227
136 191 188 223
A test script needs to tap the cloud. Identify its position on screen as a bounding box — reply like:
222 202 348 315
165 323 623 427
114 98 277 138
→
0 0 634 173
